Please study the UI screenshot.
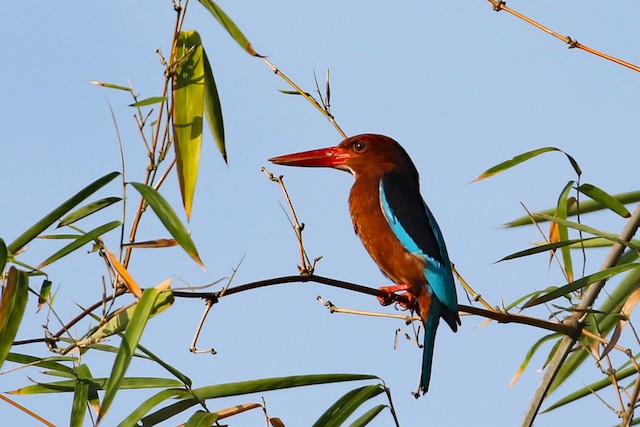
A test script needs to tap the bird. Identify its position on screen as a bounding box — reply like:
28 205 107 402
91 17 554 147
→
269 133 460 396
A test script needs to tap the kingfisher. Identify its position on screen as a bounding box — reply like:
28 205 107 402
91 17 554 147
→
269 133 460 395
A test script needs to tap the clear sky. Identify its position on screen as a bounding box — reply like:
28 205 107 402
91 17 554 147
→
2 1 639 426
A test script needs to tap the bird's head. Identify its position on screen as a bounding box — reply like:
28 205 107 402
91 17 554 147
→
269 134 419 182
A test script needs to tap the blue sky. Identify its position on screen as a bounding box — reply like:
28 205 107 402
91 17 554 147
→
2 1 639 426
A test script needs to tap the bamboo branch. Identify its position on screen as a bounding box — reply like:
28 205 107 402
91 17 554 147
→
488 1 640 73
522 203 640 427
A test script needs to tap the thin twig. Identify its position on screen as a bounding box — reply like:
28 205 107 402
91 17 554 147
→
488 1 640 73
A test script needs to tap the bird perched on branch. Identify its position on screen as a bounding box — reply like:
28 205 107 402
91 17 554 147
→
269 133 460 396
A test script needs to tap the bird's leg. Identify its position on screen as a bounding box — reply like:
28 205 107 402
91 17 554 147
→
377 284 416 310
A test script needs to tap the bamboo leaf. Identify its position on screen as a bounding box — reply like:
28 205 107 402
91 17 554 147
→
544 362 639 412
10 377 183 395
216 403 262 420
122 239 178 249
0 268 29 370
348 404 387 427
72 290 173 348
185 410 219 427
600 284 640 359
522 263 639 308
577 183 631 218
37 279 52 312
509 333 561 387
117 388 187 427
312 385 385 427
35 220 121 270
90 81 133 92
505 190 640 227
555 182 575 282
5 353 76 375
202 48 226 163
0 238 7 275
532 213 640 250
104 247 142 297
172 30 205 221
497 238 598 262
129 96 167 107
197 0 260 56
58 197 121 227
548 266 640 394
473 147 580 182
70 382 89 427
135 374 379 424
130 182 204 268
7 172 119 254
98 288 162 422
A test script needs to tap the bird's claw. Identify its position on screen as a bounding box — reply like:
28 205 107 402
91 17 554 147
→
377 284 416 310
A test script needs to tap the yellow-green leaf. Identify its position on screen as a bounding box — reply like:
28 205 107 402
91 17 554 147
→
197 0 260 56
555 181 575 282
8 171 120 255
312 385 385 427
522 263 640 308
58 197 121 227
129 96 167 107
90 81 132 92
578 183 631 218
130 182 204 269
0 267 29 370
0 238 7 276
37 279 52 312
185 410 219 427
203 48 226 163
35 220 121 270
506 190 640 227
98 288 162 422
173 30 205 220
473 147 580 182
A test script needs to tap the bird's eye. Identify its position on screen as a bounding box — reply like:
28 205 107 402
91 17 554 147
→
352 141 366 152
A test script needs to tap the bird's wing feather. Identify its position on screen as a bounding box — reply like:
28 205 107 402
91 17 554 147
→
379 173 459 327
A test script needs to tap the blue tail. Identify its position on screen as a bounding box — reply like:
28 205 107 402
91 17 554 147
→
418 300 442 396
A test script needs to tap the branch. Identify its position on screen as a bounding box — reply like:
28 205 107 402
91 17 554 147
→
522 203 640 427
488 1 640 73
172 274 578 336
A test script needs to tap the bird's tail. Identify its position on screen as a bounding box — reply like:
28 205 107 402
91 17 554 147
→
417 299 442 396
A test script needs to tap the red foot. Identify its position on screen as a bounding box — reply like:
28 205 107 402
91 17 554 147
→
377 284 416 310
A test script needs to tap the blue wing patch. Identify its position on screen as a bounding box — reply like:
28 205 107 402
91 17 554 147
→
379 173 459 330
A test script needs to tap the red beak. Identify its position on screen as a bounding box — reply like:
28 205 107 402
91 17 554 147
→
269 146 353 168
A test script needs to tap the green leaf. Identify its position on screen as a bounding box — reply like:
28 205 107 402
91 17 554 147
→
556 181 575 282
532 213 640 251
98 288 162 422
37 279 52 312
71 290 173 350
197 0 259 56
0 238 7 275
10 377 183 395
35 220 121 270
202 49 226 163
505 190 640 227
548 266 640 394
473 147 580 182
5 353 76 375
129 96 167 107
90 81 133 92
185 410 219 427
117 388 187 427
577 183 631 218
173 30 205 221
70 382 89 427
348 404 387 427
509 333 561 387
544 362 639 412
0 267 29 370
130 182 204 268
7 171 120 255
58 197 121 227
312 385 385 427
522 263 639 308
135 374 379 424
497 238 598 262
